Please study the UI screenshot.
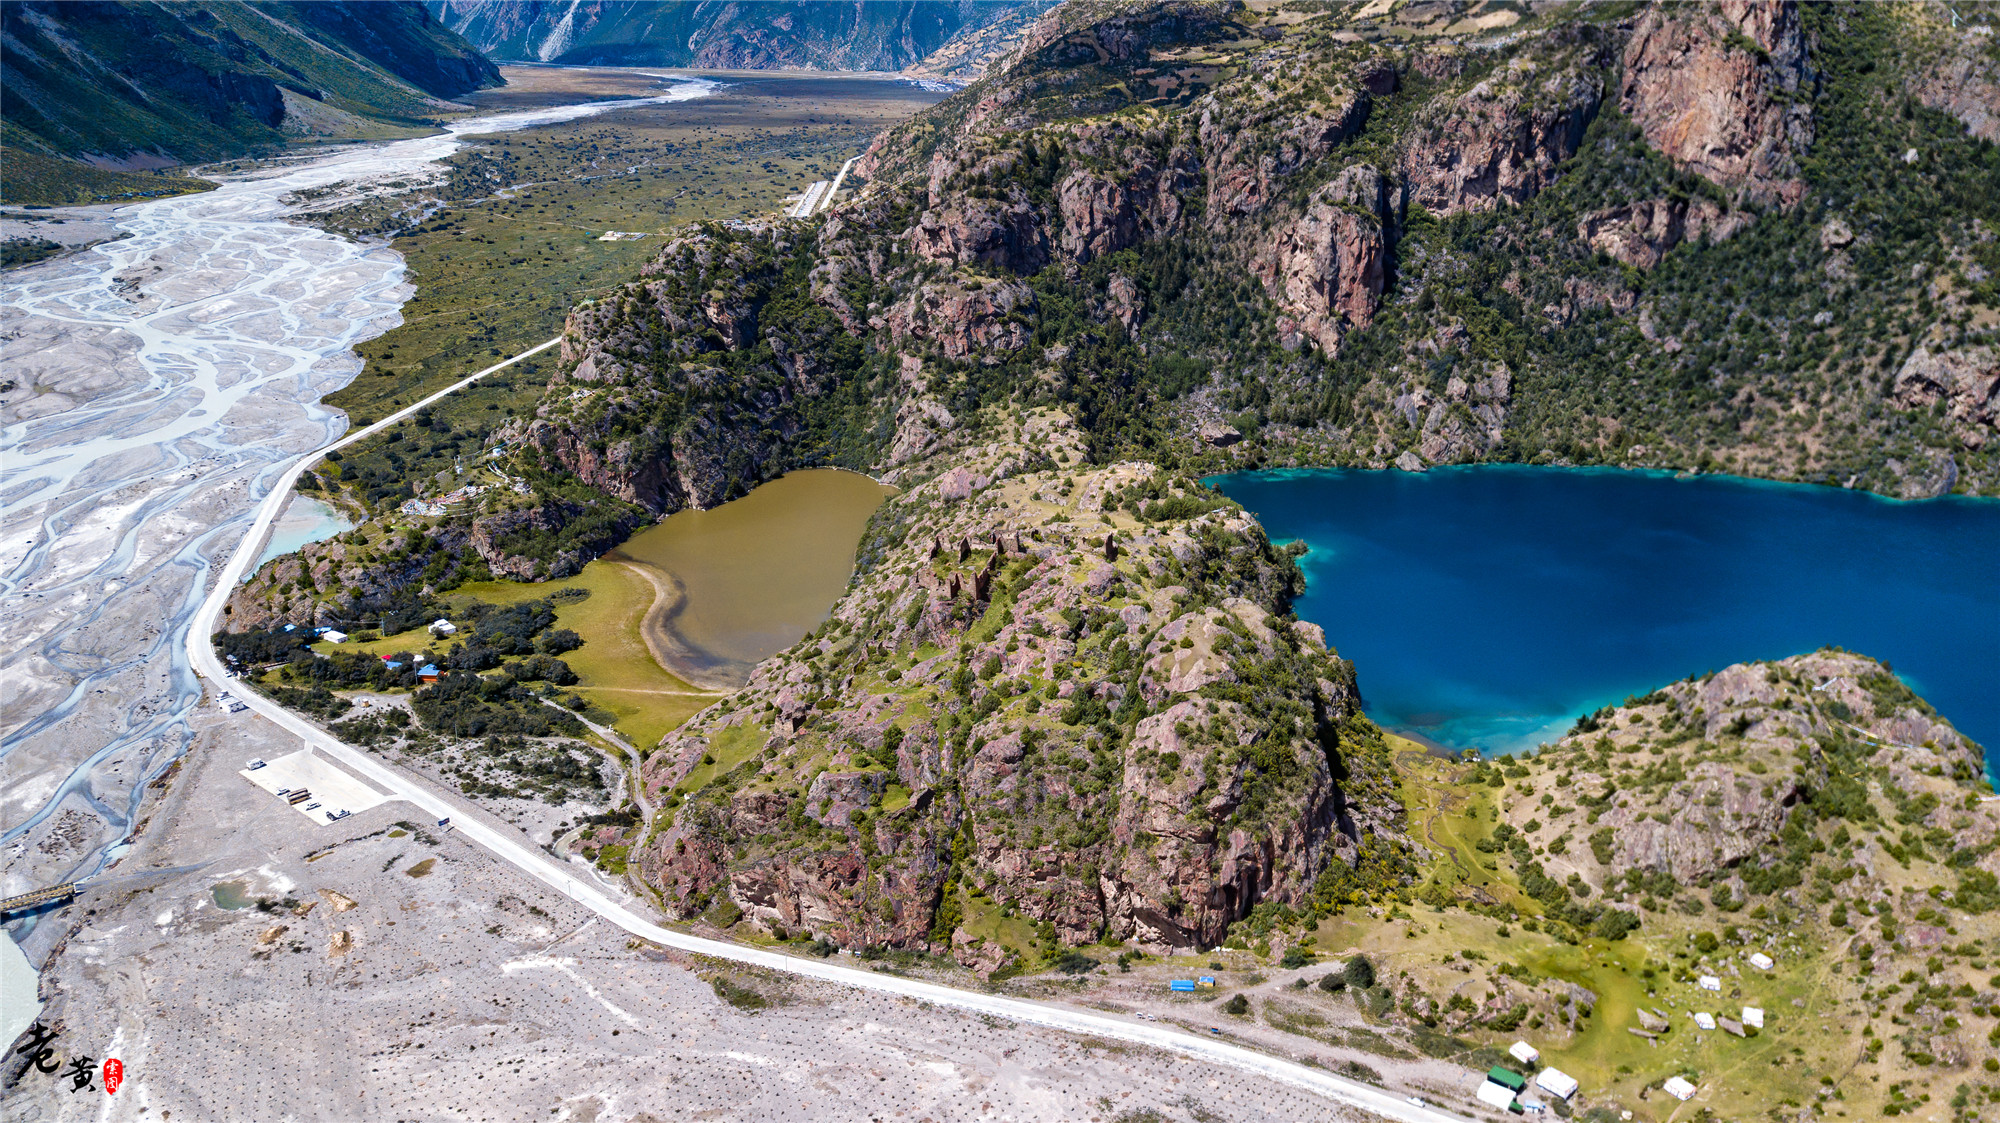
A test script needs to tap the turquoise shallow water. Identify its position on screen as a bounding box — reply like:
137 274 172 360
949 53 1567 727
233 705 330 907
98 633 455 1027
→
1209 466 2000 778
251 495 353 575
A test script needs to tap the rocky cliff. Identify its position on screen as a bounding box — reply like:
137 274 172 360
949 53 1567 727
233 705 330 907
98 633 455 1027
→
630 411 1407 962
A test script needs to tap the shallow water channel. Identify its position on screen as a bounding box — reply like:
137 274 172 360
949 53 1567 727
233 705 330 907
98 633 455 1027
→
608 469 894 689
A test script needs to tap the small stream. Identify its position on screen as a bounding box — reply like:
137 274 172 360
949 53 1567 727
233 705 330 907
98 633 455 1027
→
0 78 713 959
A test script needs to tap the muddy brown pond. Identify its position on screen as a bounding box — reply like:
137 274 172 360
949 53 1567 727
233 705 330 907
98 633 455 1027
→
608 469 894 689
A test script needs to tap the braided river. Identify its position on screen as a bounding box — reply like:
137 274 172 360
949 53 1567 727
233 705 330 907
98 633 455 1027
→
0 81 710 958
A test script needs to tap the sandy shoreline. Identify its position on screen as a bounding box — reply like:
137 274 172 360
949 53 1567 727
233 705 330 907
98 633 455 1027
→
615 559 747 693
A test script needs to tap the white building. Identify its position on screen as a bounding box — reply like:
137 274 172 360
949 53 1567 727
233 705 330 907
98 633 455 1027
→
1535 1067 1578 1101
1475 1081 1517 1111
1509 1040 1540 1065
321 630 349 644
1662 1076 1698 1101
430 619 457 636
1742 1006 1765 1028
1747 951 1775 970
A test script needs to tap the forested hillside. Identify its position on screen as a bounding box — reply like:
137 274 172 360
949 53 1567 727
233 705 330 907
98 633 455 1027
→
0 0 499 188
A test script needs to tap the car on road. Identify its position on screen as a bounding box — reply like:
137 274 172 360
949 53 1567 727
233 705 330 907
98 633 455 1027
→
326 809 349 821
246 759 265 770
305 803 321 811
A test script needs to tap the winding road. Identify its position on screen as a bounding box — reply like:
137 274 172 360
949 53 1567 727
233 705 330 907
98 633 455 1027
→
183 338 1480 1123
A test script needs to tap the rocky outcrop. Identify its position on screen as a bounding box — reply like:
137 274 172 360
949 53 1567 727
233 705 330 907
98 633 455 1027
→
1400 54 1602 216
1892 345 2000 450
1619 0 1815 206
1575 195 1754 269
1522 650 1987 887
1056 153 1195 264
1253 165 1391 354
630 413 1408 960
883 278 1035 360
1913 25 2000 142
1200 92 1371 221
911 194 1050 275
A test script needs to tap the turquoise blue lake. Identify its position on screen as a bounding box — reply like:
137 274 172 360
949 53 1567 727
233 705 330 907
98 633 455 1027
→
1209 466 1999 778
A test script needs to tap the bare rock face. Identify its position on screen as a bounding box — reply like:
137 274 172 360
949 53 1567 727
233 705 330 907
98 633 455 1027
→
1200 92 1371 221
1400 55 1603 216
1253 165 1390 354
910 194 1050 275
1055 148 1193 264
1575 195 1753 269
1620 0 1815 206
1892 345 2000 450
884 278 1035 360
1913 24 2000 142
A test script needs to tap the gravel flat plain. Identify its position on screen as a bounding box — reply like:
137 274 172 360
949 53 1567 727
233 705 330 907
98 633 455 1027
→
3 707 1383 1123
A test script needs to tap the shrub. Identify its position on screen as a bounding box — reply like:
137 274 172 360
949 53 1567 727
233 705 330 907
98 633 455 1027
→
1052 950 1098 975
1343 953 1376 990
1222 993 1250 1016
1318 973 1345 993
1281 945 1314 970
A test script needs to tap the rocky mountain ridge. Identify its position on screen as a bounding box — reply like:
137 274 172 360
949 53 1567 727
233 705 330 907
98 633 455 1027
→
846 0 2000 498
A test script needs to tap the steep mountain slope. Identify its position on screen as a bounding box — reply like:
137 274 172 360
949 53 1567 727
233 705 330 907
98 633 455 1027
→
0 0 500 169
906 0 1997 496
429 0 1046 76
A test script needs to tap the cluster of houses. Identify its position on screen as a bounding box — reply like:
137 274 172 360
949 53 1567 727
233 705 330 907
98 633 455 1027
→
1474 1041 1576 1114
1472 947 1782 1114
306 618 459 684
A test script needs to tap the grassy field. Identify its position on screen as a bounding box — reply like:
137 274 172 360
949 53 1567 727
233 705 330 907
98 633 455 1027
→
449 563 723 750
313 69 941 429
312 557 722 750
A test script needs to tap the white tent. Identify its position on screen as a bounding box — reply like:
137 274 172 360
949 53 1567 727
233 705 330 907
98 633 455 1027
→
321 630 349 644
1742 1005 1765 1028
1748 951 1775 970
1535 1067 1579 1100
1509 1040 1540 1064
1475 1081 1517 1110
1698 974 1722 991
1662 1076 1697 1101
430 619 457 635
1692 1011 1717 1030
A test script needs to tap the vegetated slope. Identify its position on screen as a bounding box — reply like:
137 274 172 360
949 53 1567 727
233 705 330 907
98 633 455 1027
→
0 0 500 170
1461 650 1997 1116
428 0 1046 76
850 0 2000 498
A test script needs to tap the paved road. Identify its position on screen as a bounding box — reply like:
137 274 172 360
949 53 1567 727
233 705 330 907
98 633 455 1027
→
184 341 1480 1123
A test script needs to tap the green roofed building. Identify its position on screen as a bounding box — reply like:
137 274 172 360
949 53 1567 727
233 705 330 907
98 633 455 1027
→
1486 1067 1527 1092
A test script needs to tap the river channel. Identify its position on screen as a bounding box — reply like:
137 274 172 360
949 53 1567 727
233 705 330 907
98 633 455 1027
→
0 78 712 960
